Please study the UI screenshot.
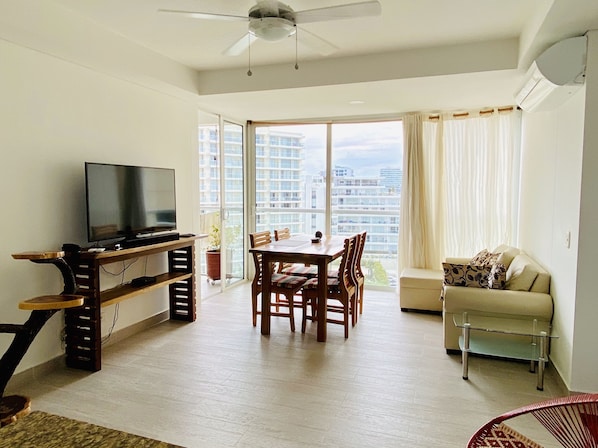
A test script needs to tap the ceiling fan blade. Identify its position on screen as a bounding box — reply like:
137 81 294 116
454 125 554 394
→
294 1 381 24
223 33 258 56
158 9 248 22
297 27 339 56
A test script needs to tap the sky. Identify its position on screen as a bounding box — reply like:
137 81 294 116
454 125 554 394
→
274 121 403 177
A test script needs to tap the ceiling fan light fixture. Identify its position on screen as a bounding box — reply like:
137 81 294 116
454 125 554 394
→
249 17 296 42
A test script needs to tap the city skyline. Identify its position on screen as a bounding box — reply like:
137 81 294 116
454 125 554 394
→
271 122 403 178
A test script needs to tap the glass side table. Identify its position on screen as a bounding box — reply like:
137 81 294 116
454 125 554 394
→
453 312 557 390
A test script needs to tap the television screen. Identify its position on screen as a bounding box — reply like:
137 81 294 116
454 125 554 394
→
85 162 177 242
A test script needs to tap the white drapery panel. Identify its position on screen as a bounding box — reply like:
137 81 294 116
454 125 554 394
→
399 114 425 270
400 114 444 270
399 109 521 270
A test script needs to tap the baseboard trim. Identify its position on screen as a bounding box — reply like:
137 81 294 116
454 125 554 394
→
101 310 170 348
5 356 66 394
6 310 170 392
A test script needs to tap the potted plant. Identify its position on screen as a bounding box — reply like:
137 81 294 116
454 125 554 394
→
206 223 221 283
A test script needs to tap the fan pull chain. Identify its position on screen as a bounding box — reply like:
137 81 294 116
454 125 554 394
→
295 26 299 70
247 33 252 76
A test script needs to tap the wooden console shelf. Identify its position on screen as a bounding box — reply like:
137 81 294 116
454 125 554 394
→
64 236 201 372
100 272 193 308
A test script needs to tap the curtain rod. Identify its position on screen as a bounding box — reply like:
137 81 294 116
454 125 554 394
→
250 106 515 127
427 106 515 121
251 116 402 127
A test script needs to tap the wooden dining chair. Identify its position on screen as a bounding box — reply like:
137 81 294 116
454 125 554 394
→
249 231 309 332
354 231 367 318
273 227 291 241
273 227 318 278
271 227 315 315
324 232 364 325
301 235 358 338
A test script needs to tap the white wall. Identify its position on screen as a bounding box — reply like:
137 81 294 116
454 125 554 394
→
0 38 199 374
519 30 598 392
0 0 201 104
519 90 584 390
573 30 598 392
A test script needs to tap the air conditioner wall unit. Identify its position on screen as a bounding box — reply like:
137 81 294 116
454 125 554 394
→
515 35 587 112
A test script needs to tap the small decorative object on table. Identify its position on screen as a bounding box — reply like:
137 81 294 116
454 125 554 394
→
312 231 322 243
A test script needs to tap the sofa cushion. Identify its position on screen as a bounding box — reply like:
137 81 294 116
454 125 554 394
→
488 263 507 289
470 249 500 267
443 286 554 317
399 268 443 289
530 271 551 293
506 255 539 291
493 245 520 269
442 263 492 288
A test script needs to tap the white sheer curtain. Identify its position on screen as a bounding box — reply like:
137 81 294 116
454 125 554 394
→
399 108 521 270
400 114 444 270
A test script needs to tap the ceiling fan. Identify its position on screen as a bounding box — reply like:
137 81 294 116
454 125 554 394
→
159 1 382 57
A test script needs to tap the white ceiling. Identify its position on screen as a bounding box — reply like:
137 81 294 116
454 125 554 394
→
49 0 534 71
46 0 598 121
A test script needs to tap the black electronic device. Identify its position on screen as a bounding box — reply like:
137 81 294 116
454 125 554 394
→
62 243 81 254
84 162 177 246
121 232 179 248
130 276 157 287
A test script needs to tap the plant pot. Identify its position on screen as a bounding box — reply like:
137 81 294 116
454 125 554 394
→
206 250 221 283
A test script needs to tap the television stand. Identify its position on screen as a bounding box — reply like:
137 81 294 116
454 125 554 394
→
64 236 201 372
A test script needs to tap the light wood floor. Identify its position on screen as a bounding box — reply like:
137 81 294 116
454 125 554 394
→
7 283 568 447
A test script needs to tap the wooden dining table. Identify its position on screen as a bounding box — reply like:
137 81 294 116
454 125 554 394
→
249 234 346 342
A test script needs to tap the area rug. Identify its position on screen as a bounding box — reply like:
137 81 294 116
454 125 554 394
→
0 411 183 448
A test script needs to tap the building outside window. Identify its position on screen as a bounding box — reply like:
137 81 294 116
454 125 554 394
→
199 122 402 288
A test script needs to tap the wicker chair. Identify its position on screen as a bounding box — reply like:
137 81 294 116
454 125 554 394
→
467 393 598 448
249 231 309 332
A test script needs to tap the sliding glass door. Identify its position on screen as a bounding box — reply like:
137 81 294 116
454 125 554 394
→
221 121 244 287
252 120 402 289
198 115 244 296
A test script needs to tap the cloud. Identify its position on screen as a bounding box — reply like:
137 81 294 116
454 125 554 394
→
275 122 403 177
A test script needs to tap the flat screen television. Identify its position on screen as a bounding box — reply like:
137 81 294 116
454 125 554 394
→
85 162 177 243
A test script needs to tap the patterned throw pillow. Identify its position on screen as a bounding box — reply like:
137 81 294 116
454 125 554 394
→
442 263 492 288
470 249 490 265
488 263 507 289
470 249 501 267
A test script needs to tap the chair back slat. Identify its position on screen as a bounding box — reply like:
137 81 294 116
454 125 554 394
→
250 231 271 249
274 228 291 241
355 231 366 279
249 231 272 282
338 236 357 294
